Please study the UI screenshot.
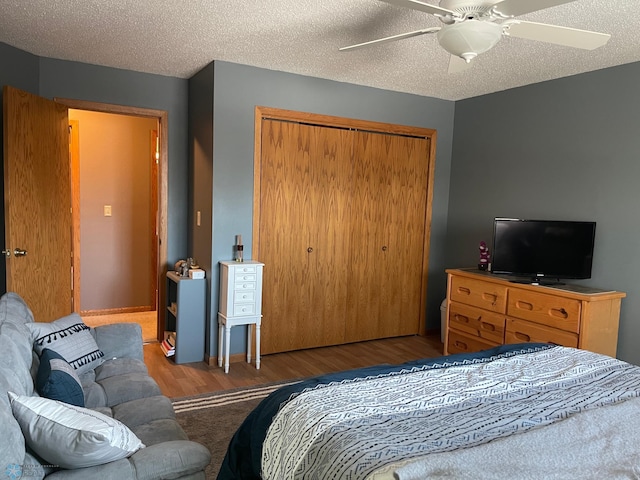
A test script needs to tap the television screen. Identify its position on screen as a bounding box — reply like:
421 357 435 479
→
491 218 596 281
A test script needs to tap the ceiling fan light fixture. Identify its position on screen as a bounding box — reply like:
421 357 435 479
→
437 20 502 61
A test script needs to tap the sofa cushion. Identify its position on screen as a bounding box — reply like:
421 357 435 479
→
36 348 84 407
112 395 176 430
81 358 162 409
29 314 105 374
8 392 144 469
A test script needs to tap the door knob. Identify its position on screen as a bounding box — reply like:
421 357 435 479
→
1 249 10 257
13 248 27 257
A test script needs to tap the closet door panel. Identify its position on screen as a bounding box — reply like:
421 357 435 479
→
345 132 429 341
259 120 351 353
345 131 389 342
307 126 352 348
259 120 314 354
381 134 430 337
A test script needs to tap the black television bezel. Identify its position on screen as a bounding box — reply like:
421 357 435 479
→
491 218 596 282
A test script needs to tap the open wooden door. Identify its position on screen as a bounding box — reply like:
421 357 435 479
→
3 86 72 322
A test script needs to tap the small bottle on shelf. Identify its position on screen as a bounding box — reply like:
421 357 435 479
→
235 234 244 262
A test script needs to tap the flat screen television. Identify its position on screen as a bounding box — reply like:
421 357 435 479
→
491 218 596 283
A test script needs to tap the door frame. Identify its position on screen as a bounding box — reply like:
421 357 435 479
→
57 97 168 342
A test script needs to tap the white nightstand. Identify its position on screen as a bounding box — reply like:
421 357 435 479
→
217 260 264 373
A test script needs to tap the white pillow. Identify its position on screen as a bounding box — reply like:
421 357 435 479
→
8 392 144 469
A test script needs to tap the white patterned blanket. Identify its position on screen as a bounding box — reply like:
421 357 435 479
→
261 346 640 480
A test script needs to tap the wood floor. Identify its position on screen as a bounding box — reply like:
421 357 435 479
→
83 310 158 343
145 334 445 398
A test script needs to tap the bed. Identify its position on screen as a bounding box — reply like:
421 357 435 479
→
217 343 640 479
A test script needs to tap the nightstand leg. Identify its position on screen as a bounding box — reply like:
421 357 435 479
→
218 321 223 368
246 324 252 365
255 321 261 370
224 324 231 374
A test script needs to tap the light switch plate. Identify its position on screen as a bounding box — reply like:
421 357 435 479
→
104 205 112 217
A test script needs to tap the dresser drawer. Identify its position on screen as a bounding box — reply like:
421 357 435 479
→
235 273 257 283
234 291 256 303
235 265 258 274
235 281 256 291
234 303 257 316
447 329 499 355
450 275 507 314
449 302 505 344
507 289 581 333
505 318 578 348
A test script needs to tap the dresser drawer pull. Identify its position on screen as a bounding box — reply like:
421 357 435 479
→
549 308 569 319
482 293 498 305
454 340 468 350
480 322 495 332
514 332 531 342
457 287 471 296
515 301 534 311
453 314 470 324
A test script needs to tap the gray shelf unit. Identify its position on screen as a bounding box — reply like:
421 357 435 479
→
165 271 206 364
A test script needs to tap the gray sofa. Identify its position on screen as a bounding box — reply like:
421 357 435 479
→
0 292 211 479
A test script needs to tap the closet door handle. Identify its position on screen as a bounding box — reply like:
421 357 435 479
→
381 246 388 252
307 247 313 253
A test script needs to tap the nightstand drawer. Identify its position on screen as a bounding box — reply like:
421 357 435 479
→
449 302 505 344
447 329 499 355
234 291 256 303
507 290 581 333
234 303 257 316
505 318 578 348
450 275 507 314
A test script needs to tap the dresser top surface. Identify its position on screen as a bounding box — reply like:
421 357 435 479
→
446 268 626 300
219 260 264 267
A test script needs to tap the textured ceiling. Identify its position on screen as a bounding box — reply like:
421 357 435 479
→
1 0 639 101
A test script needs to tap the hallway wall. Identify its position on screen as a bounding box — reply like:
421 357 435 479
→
70 109 156 311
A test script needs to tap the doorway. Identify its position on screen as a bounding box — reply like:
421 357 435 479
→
58 97 169 344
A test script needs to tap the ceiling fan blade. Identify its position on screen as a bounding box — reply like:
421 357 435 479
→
378 0 459 19
448 55 471 74
504 21 611 50
493 0 575 17
339 27 440 52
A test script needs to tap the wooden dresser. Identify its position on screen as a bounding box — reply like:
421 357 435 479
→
445 269 626 357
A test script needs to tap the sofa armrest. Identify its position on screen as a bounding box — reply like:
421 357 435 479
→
93 323 144 361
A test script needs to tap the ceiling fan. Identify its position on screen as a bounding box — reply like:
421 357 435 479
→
339 0 611 72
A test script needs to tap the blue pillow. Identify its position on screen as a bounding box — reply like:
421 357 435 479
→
36 348 85 407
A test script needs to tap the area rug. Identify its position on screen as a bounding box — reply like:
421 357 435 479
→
173 381 299 479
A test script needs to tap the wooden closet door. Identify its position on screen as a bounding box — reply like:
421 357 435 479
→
345 131 430 342
307 125 352 349
258 119 351 354
382 133 430 336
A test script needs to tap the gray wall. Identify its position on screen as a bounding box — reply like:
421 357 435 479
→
0 43 190 289
189 64 214 342
448 61 640 365
38 58 189 266
194 61 455 357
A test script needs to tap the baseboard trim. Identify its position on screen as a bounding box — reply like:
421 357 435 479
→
81 306 154 316
206 352 247 367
